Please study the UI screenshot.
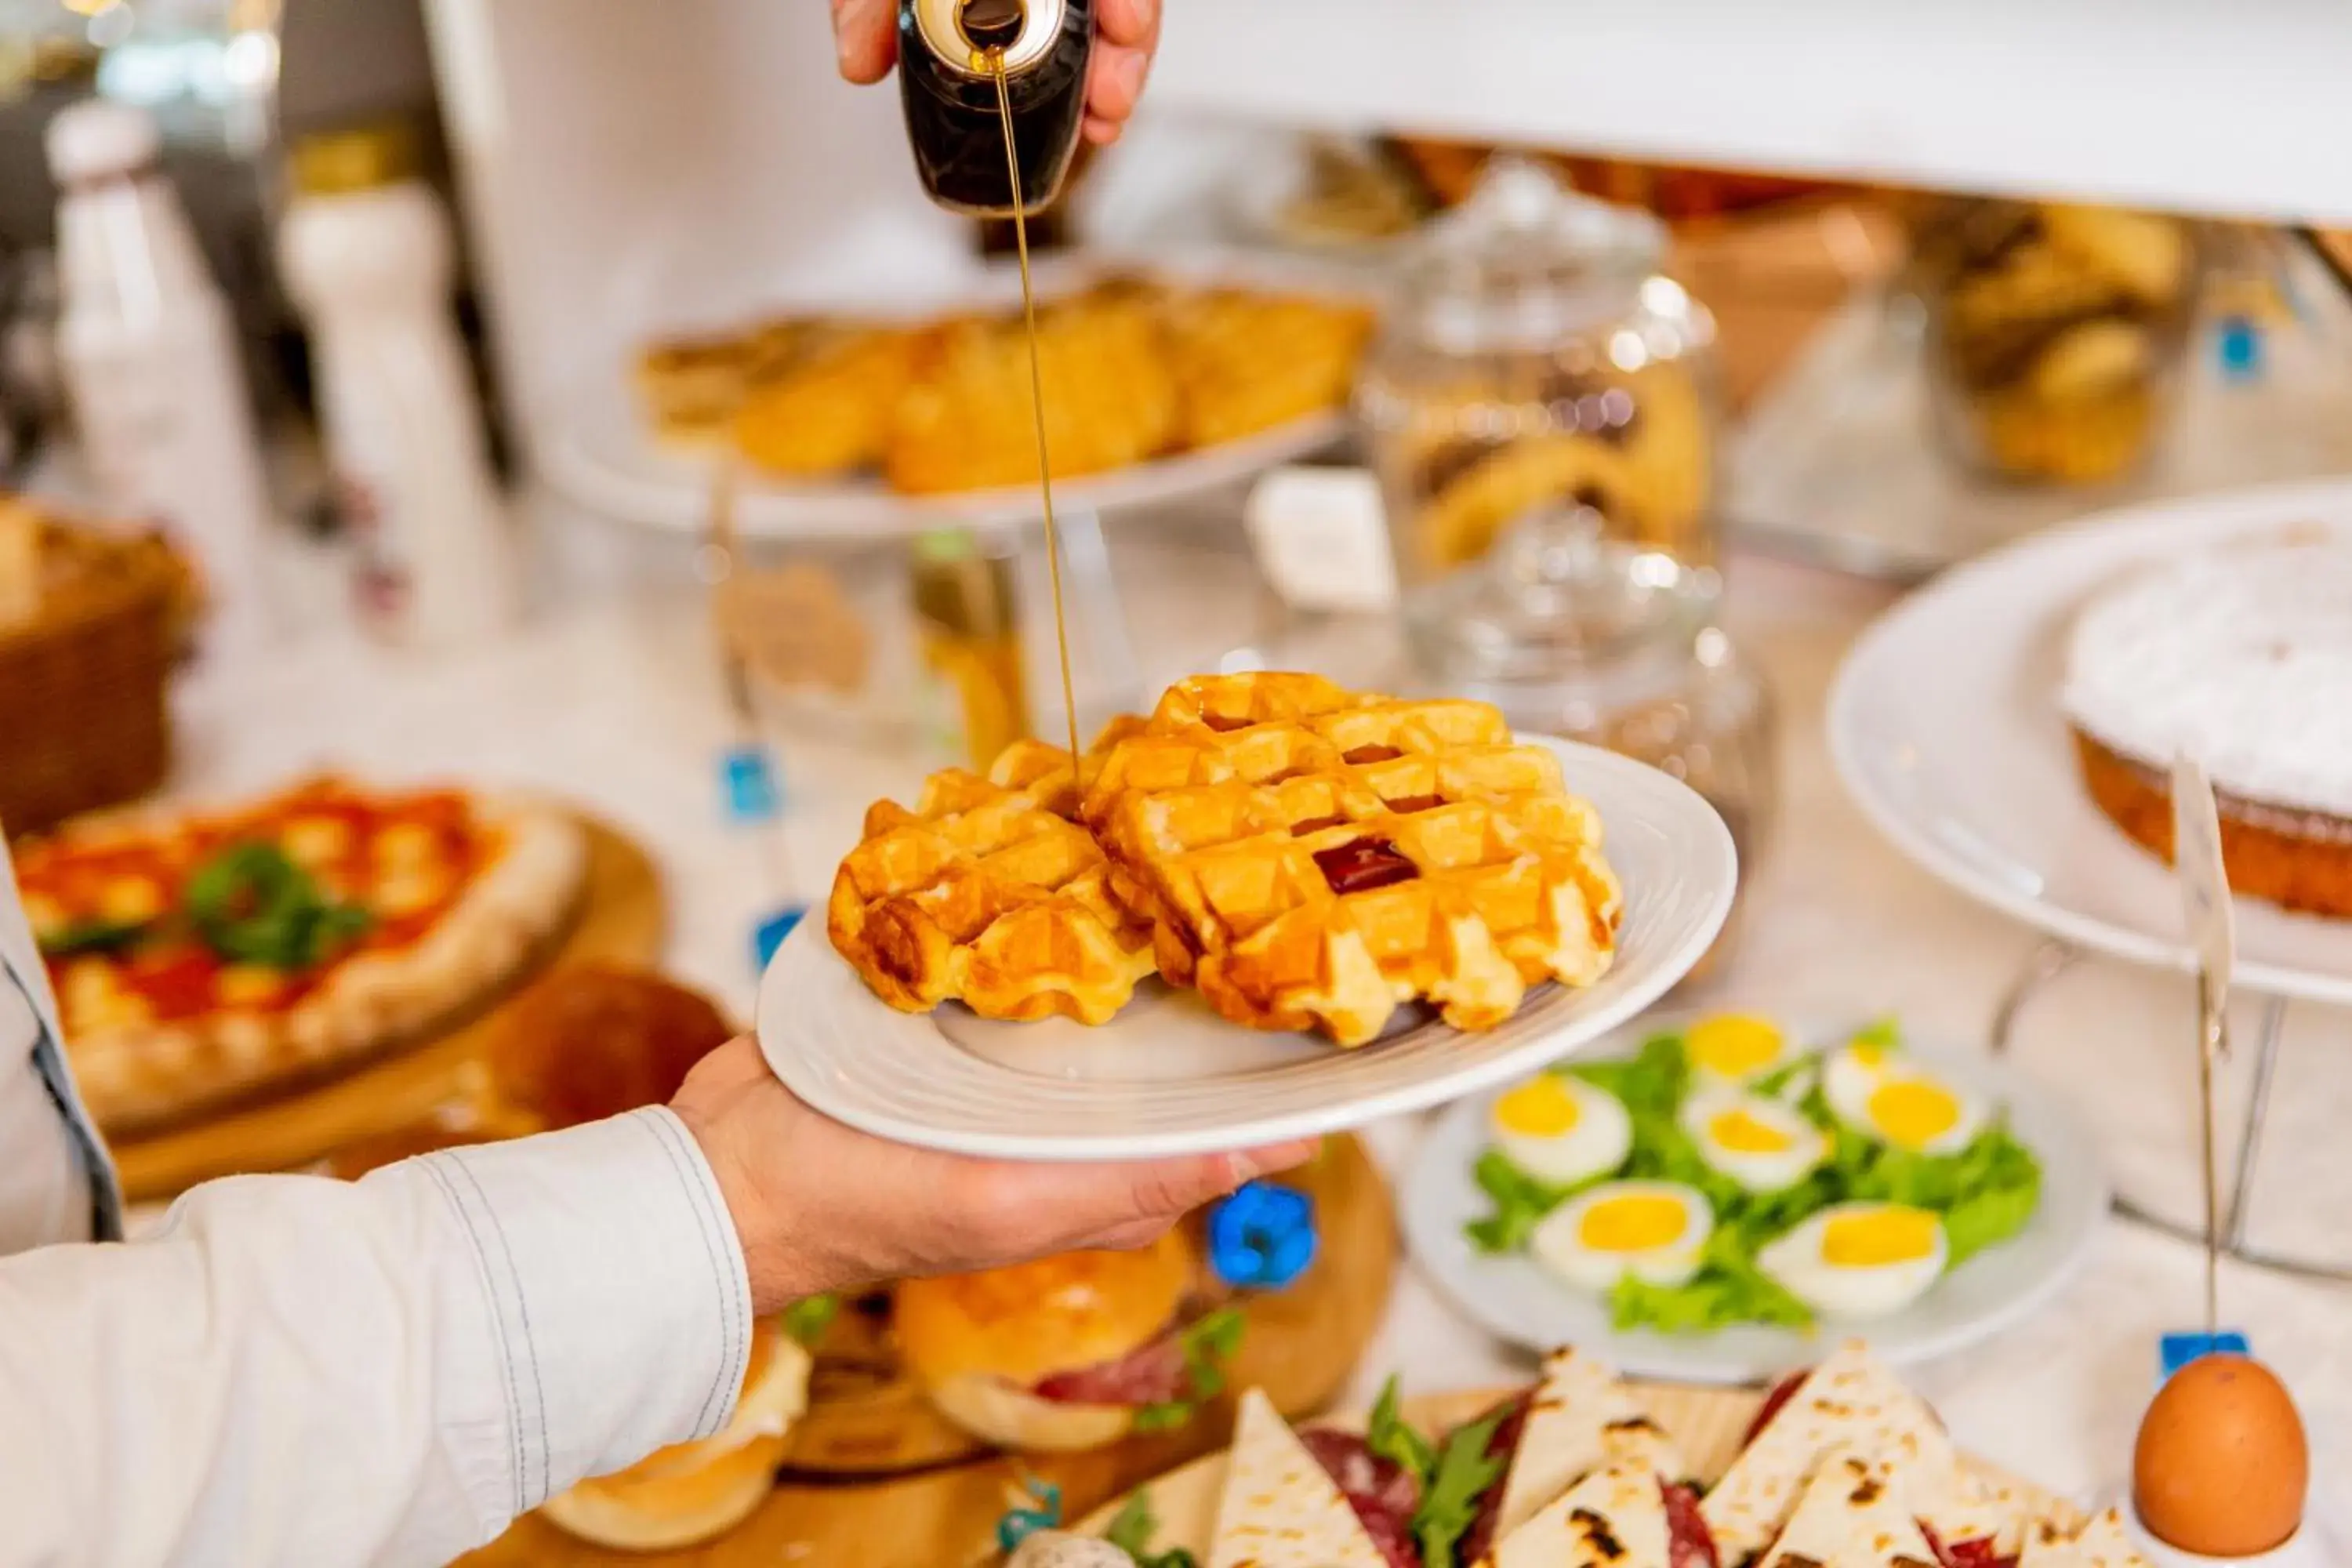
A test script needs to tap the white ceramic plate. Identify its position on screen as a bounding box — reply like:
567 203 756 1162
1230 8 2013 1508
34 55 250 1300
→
756 740 1736 1160
1829 478 2352 1004
1399 1017 2110 1384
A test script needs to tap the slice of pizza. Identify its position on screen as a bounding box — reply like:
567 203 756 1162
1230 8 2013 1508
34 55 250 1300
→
16 777 588 1134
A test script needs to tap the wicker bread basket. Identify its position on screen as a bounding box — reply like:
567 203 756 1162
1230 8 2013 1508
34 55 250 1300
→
0 500 189 837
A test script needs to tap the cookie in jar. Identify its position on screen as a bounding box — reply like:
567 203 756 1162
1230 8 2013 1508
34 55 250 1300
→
1356 158 1721 590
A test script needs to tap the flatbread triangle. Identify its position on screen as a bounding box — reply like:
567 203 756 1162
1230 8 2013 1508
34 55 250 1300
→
1485 1457 1670 1568
1207 1388 1390 1568
1700 1341 1978 1564
2019 1508 2154 1568
1494 1347 1691 1544
1756 1447 1938 1568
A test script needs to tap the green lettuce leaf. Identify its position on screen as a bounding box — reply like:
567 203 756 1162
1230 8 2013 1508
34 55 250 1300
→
1104 1490 1197 1568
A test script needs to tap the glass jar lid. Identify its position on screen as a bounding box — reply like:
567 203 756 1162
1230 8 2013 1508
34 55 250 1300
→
1396 157 1671 357
1405 499 1718 695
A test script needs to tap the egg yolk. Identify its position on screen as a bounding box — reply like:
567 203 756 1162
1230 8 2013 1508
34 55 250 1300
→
1867 1079 1962 1149
1577 1194 1690 1253
1846 1040 1893 1071
1494 1076 1581 1138
1822 1207 1941 1267
1687 1014 1784 1079
1707 1107 1797 1154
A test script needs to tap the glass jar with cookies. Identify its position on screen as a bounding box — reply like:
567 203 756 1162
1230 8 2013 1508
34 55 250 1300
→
1911 198 2203 487
1356 158 1722 640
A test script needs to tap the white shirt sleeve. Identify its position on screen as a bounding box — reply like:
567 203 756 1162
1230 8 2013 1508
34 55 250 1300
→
0 1106 754 1568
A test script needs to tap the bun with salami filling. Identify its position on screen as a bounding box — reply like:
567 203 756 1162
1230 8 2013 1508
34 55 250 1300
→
895 1231 1242 1452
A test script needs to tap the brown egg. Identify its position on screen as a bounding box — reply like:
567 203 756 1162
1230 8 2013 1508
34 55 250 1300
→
2132 1353 2309 1557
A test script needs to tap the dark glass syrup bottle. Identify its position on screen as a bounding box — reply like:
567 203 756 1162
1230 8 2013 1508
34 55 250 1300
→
898 0 1092 216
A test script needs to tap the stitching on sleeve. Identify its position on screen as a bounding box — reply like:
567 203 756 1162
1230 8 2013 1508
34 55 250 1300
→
651 1109 751 1438
444 1152 554 1511
637 1111 741 1439
418 1157 526 1520
0 956 115 1241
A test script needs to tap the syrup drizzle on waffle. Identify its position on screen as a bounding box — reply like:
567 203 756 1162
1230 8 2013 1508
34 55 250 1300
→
989 51 1082 771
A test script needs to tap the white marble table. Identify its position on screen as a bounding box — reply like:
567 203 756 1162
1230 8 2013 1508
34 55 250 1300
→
165 515 2351 1530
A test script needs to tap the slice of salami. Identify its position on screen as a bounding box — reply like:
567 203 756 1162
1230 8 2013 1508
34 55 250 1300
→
1029 1325 1188 1407
1664 1480 1721 1568
1298 1429 1424 1568
1919 1520 2019 1568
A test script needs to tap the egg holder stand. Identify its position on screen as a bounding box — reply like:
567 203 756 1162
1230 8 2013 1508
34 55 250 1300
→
1990 938 2352 1286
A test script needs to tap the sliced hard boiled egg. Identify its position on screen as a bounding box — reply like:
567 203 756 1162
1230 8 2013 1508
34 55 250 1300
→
1820 1034 1904 1119
1488 1073 1633 1187
1680 1092 1830 1194
1530 1180 1713 1294
1825 1062 1987 1156
1684 1014 1801 1090
1759 1202 1949 1319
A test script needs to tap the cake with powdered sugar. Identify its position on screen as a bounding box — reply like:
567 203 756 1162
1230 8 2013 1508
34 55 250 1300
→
2062 531 2352 916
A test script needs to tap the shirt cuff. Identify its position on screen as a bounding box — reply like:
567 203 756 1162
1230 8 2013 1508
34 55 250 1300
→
409 1107 753 1514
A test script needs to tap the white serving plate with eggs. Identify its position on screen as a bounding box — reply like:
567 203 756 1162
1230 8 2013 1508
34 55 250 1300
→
757 741 1735 1160
1828 480 2352 1004
1399 1016 2110 1384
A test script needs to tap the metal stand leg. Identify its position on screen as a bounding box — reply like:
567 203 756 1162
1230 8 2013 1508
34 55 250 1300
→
1988 941 2352 1283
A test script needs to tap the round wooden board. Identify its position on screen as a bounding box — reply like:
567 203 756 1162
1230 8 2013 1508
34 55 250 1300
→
1069 1384 2085 1553
456 1131 1399 1568
782 1129 1398 1475
108 815 663 1203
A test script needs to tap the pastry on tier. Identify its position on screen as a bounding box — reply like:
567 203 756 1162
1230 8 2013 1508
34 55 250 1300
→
634 319 804 452
828 731 1156 1025
884 289 1181 495
2062 533 2352 916
732 325 924 479
1083 673 1621 1046
1160 289 1375 449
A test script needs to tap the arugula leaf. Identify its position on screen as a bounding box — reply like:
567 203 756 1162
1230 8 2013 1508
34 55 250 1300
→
1131 1308 1247 1432
186 841 373 970
1104 1489 1198 1568
1410 1410 1507 1568
779 1294 839 1347
1364 1374 1436 1482
37 917 154 958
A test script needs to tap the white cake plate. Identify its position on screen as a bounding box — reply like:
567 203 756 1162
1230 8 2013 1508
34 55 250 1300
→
756 739 1736 1160
1828 477 2352 1004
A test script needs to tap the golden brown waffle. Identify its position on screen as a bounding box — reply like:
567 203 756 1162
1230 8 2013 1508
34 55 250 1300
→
884 290 1181 495
829 730 1156 1025
733 327 924 479
1163 290 1376 449
1082 673 1621 1045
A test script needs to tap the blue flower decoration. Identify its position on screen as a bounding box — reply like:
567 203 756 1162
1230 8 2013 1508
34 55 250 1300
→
1208 1180 1317 1290
996 1474 1063 1555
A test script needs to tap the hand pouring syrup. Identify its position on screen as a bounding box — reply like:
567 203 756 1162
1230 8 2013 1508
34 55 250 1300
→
898 0 1091 766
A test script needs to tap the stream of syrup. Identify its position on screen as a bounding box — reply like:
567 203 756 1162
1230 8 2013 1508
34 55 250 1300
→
986 48 1083 771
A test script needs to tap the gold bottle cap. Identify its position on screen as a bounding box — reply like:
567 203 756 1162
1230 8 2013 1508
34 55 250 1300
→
290 122 419 198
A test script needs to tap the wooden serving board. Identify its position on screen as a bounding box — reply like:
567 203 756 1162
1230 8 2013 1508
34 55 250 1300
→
109 816 663 1203
459 1131 1399 1568
1070 1385 2083 1554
